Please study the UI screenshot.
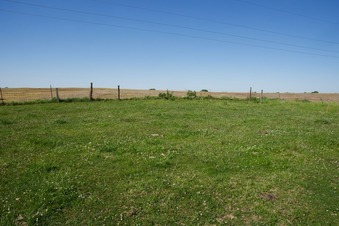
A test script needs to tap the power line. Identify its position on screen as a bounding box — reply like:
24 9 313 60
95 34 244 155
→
89 0 339 45
235 0 339 25
1 8 339 60
2 0 339 54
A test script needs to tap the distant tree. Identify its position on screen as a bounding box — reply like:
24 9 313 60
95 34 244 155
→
201 89 208 92
311 91 319 93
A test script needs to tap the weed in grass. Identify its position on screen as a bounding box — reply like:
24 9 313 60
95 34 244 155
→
315 118 332 125
54 119 68 125
99 144 118 153
0 119 13 125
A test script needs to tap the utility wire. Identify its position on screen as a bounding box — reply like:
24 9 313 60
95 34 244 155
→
236 0 339 25
1 8 339 60
3 0 339 54
89 0 339 45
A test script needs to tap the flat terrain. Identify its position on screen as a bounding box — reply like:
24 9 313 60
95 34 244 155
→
0 99 338 225
1 88 339 103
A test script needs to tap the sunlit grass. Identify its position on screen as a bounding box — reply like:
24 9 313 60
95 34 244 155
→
0 99 338 225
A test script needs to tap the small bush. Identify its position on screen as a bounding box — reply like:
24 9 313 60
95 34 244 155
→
149 88 156 90
186 90 197 99
158 90 175 100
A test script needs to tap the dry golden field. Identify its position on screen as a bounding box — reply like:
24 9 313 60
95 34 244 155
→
1 87 338 103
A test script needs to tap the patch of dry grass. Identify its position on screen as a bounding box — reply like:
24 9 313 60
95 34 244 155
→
1 88 338 103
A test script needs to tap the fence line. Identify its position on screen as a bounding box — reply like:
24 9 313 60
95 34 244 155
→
0 86 338 103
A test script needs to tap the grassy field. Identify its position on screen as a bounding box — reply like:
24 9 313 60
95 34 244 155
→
0 99 338 225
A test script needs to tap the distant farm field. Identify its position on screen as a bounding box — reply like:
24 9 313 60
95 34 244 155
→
0 99 338 225
1 88 339 103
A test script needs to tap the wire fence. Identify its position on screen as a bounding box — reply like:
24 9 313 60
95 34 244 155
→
0 87 186 103
0 86 338 104
0 88 90 103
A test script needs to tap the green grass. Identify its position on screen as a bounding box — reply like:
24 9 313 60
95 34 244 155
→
0 99 338 225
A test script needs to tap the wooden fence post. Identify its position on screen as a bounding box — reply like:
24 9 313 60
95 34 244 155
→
249 87 252 100
261 89 264 103
90 82 93 101
50 85 53 100
56 88 60 102
0 87 4 105
118 85 121 100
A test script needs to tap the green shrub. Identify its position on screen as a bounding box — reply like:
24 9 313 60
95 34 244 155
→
186 90 197 99
158 90 175 100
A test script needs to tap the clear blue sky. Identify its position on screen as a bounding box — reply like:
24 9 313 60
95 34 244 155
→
1 0 339 92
